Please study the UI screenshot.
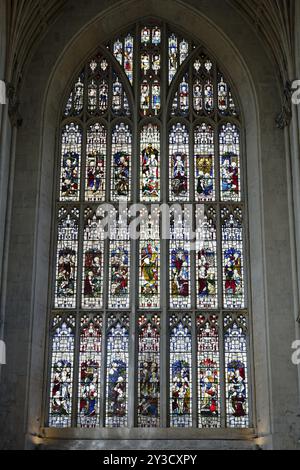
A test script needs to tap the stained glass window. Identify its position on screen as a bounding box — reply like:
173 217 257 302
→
109 208 130 309
196 207 218 309
138 314 161 427
78 315 102 428
197 315 220 428
86 123 107 202
169 123 189 201
111 123 132 201
55 208 79 309
139 207 160 309
170 314 192 428
106 314 129 427
221 207 245 309
49 23 250 432
194 123 215 202
140 124 160 201
170 206 191 309
224 314 249 428
82 209 104 309
49 315 75 428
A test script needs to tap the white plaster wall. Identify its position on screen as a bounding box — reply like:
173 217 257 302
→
0 0 299 450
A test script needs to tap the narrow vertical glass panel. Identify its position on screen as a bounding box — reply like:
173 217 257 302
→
99 80 109 113
152 53 161 75
55 208 79 309
78 315 102 428
204 79 214 113
218 76 228 113
193 79 203 114
221 207 245 309
141 27 151 45
85 123 106 202
112 77 122 114
152 27 161 45
220 123 241 201
88 79 98 114
64 72 85 116
109 208 130 308
141 79 150 114
124 35 134 84
194 123 215 202
111 123 132 201
179 39 189 64
196 207 218 309
138 314 161 427
49 315 75 428
224 314 249 428
139 207 160 308
82 208 105 309
73 75 84 115
113 39 123 65
169 123 189 201
152 80 161 114
106 314 129 427
197 315 220 428
179 75 189 115
169 34 178 84
170 206 191 309
60 123 82 201
170 314 192 428
140 124 160 201
141 52 150 75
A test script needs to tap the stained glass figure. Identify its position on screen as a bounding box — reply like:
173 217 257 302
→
140 124 160 201
204 80 214 113
220 123 241 201
169 123 189 201
82 209 104 309
112 76 131 116
139 207 160 309
224 314 249 428
197 315 220 428
152 27 161 45
78 315 102 428
168 34 189 84
170 314 192 428
85 123 106 202
218 72 238 116
60 123 82 201
106 314 129 427
196 207 218 309
221 207 245 309
141 80 150 114
152 80 161 113
194 123 215 201
99 80 109 113
140 26 161 116
64 72 85 117
49 315 75 428
88 79 98 114
124 35 134 84
138 314 160 427
109 209 130 309
55 208 79 309
111 123 132 201
170 206 191 308
113 34 134 84
179 76 189 114
193 79 203 113
168 34 178 84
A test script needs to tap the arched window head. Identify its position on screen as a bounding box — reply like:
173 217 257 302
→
48 21 250 432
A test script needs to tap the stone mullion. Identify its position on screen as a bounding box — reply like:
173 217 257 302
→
159 21 168 428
